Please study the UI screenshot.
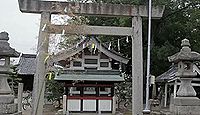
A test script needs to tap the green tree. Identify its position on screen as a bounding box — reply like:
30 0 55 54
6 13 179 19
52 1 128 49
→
151 0 200 76
45 76 64 108
9 64 22 96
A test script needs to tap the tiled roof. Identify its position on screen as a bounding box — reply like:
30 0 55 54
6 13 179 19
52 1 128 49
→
51 37 129 64
156 65 177 83
17 54 36 75
156 64 200 83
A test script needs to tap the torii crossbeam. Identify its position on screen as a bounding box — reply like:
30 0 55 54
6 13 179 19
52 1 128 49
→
18 0 164 17
18 0 164 115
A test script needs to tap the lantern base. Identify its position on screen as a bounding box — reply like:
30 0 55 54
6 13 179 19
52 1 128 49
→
172 97 200 115
177 78 196 97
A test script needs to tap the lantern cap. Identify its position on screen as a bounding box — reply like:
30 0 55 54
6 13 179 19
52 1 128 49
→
168 39 200 63
0 32 20 57
181 39 190 47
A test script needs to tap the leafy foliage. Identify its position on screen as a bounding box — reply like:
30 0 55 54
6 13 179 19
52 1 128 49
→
115 81 132 109
45 75 64 108
8 64 21 96
151 0 200 75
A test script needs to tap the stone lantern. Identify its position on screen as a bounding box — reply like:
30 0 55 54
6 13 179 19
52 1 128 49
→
0 32 20 114
168 39 200 115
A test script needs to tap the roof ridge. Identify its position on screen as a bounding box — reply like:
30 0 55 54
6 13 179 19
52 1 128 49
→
22 54 36 58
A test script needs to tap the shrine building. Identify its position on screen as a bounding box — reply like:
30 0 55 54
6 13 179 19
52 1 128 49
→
51 37 129 113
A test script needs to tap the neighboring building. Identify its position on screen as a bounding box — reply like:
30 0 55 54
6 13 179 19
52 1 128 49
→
17 54 36 91
156 63 200 107
51 37 129 113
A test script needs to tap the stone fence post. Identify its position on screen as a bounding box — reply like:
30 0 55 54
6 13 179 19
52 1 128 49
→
18 83 24 113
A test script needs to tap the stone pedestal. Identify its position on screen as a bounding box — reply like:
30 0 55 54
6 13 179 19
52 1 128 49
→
171 78 200 115
172 97 200 115
0 95 18 114
0 75 19 114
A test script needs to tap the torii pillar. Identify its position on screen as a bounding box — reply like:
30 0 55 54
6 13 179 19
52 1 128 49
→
18 0 164 115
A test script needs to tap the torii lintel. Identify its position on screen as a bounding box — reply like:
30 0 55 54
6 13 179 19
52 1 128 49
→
18 0 165 18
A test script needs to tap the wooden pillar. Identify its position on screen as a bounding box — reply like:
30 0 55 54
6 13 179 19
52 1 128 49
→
17 83 23 113
164 83 168 107
173 80 177 98
132 16 143 115
32 12 51 115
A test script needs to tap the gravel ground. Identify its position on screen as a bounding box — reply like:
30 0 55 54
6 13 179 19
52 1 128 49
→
22 104 132 115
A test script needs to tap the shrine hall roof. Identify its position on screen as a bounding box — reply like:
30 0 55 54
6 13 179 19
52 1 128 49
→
156 63 200 83
50 37 129 64
156 65 177 83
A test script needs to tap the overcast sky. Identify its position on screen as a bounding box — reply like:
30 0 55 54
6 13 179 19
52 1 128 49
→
0 0 40 54
0 0 90 54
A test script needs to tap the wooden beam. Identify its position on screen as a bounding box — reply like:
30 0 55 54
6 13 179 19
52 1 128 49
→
48 25 133 36
18 0 165 18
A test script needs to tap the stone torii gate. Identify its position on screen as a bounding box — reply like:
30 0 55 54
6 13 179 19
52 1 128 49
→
18 0 164 115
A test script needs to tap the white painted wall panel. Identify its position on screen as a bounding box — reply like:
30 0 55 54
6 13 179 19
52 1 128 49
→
99 100 112 111
83 100 96 111
67 99 81 111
